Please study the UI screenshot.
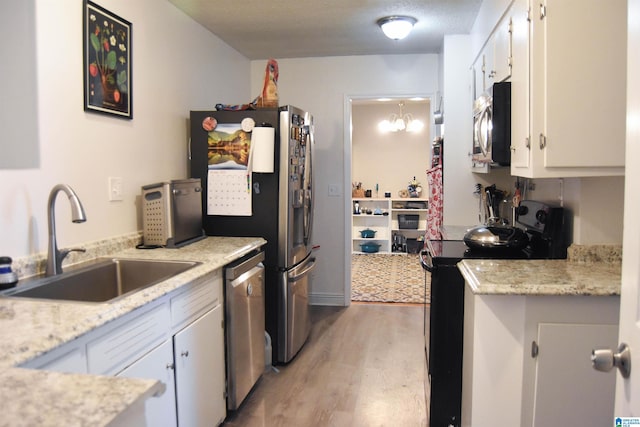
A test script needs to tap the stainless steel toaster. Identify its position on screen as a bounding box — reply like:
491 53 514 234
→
141 178 205 248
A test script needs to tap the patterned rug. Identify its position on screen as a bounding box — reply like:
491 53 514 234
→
351 253 430 304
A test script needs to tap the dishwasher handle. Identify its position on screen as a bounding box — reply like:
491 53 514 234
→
288 257 316 282
229 264 263 288
226 251 265 280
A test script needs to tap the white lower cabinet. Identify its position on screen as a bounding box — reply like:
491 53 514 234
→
117 294 226 427
531 323 617 427
22 269 227 427
118 339 177 426
174 304 226 427
462 291 620 427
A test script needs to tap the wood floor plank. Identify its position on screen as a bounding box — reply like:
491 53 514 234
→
223 304 427 427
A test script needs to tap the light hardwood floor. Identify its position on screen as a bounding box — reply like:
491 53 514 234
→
223 303 428 427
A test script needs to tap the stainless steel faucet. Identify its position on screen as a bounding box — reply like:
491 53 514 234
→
45 184 87 277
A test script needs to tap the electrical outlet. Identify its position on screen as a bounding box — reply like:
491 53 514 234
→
328 184 341 197
108 177 124 201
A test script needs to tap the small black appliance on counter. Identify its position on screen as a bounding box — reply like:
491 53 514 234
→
420 200 569 427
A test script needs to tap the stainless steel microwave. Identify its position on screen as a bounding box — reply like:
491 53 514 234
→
472 82 511 166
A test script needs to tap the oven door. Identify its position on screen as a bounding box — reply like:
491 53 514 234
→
425 250 465 427
420 249 434 272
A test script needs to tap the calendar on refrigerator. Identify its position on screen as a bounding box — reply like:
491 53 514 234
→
207 169 251 216
205 123 252 216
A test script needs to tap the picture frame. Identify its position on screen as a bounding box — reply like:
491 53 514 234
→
83 0 132 119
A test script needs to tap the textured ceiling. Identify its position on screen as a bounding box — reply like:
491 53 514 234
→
168 0 482 59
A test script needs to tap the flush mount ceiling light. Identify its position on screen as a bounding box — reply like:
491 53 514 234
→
378 101 424 133
377 16 417 40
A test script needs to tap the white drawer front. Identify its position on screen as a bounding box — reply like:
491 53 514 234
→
171 270 222 330
87 304 170 375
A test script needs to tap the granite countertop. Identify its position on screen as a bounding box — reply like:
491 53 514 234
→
0 236 265 427
458 245 622 296
0 368 164 427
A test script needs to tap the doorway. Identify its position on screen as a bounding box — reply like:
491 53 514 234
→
344 95 436 304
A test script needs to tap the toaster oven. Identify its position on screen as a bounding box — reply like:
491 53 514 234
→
141 178 205 247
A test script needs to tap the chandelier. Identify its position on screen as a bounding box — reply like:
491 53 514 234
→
378 101 424 133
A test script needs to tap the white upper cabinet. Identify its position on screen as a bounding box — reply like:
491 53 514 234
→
510 0 531 169
473 16 513 99
512 0 626 178
490 16 512 86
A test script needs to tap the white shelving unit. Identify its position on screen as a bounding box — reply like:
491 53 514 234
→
351 198 428 254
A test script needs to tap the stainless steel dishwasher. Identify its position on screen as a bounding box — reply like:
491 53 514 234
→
224 250 265 410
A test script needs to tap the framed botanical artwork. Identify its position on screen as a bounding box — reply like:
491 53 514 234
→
83 0 132 119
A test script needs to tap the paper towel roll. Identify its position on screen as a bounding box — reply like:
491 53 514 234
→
251 127 275 173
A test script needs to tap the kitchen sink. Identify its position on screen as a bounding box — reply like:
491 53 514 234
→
2 258 199 303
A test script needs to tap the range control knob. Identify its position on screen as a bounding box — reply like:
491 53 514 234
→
516 205 529 216
535 210 548 224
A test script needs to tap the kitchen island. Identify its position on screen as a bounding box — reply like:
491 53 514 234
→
458 247 621 427
0 236 265 426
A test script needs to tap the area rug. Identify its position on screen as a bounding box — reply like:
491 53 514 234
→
351 253 430 304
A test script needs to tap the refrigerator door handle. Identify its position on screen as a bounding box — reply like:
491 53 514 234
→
288 257 316 282
303 127 314 245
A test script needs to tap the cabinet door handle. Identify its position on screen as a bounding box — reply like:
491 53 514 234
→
166 362 175 370
181 350 190 358
539 133 547 149
539 3 546 20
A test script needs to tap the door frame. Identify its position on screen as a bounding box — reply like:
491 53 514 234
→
342 92 438 306
615 0 640 414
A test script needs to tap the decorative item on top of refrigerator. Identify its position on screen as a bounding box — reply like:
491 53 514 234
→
189 105 316 364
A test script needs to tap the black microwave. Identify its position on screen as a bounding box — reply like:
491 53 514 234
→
472 81 511 166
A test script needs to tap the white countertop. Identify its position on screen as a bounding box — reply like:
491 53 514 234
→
0 236 265 426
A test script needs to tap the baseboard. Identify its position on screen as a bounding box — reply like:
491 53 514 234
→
309 292 347 306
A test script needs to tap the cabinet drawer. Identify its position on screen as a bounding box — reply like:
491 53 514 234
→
171 269 222 330
87 304 170 375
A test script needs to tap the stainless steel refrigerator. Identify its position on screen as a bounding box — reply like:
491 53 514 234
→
189 105 316 364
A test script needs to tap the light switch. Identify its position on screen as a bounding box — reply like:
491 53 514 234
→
108 177 124 201
328 184 341 197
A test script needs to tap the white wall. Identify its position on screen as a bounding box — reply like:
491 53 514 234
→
442 35 482 227
0 0 250 257
251 55 439 305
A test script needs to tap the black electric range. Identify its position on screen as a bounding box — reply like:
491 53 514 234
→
420 201 569 427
